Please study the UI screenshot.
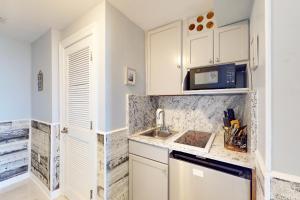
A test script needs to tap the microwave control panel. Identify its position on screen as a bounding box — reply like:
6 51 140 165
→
226 69 236 84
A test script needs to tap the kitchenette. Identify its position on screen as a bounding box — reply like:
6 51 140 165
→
126 92 256 200
2 0 300 200
125 3 259 200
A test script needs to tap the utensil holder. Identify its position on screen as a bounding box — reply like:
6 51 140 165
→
224 127 247 153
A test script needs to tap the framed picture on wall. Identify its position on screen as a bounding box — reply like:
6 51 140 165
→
38 70 44 91
124 66 136 86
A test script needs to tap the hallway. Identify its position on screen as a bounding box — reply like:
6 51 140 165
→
0 179 68 200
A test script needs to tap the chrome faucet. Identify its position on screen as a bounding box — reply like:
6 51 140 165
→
156 109 166 130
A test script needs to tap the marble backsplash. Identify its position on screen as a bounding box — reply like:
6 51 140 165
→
129 95 247 133
157 95 246 133
128 93 257 152
128 95 158 134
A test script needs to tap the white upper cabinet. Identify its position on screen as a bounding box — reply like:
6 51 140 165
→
214 20 249 64
186 30 214 68
147 21 182 95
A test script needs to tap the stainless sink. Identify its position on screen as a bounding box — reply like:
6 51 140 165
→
141 129 177 140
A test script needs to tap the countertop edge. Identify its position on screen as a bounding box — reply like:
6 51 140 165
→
128 131 255 169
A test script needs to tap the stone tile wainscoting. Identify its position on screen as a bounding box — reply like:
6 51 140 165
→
31 120 51 189
98 134 105 200
31 120 60 192
271 177 300 200
0 120 30 183
51 123 60 191
97 129 129 200
105 129 129 200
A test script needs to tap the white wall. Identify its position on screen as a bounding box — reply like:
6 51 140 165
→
31 29 60 123
61 2 145 131
31 30 53 123
272 0 300 176
51 30 60 123
0 35 31 121
105 2 145 130
214 0 253 27
250 0 267 162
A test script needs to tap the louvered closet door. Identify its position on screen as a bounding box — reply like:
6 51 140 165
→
62 35 95 200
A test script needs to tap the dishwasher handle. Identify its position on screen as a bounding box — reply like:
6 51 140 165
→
170 151 252 180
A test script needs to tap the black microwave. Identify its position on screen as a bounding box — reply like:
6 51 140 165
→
189 64 247 90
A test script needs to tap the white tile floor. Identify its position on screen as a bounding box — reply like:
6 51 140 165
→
0 179 68 200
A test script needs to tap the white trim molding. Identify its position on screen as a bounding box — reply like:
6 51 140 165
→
255 151 268 177
0 173 29 190
271 171 300 184
0 118 31 123
30 172 51 199
97 127 129 135
30 172 61 200
255 150 271 200
31 119 54 126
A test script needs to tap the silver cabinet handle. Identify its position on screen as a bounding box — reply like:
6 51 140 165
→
177 65 181 69
216 58 220 62
209 59 213 64
61 127 68 134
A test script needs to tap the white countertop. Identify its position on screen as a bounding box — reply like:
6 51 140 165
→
129 128 255 169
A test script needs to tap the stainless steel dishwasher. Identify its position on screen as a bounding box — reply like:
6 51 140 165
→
169 151 252 200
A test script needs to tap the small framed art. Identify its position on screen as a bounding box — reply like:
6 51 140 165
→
125 67 136 86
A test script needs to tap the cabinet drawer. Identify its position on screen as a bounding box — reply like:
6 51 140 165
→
129 140 169 164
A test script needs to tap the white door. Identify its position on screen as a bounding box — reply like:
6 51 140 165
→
61 35 96 200
129 154 168 200
186 30 214 68
147 21 182 95
214 20 249 64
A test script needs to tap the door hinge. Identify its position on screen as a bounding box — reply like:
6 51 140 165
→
90 190 93 200
90 121 93 130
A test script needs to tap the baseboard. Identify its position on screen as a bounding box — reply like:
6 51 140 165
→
30 172 51 199
51 188 62 199
271 171 300 184
0 172 29 190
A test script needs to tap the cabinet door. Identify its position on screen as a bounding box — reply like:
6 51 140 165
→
129 154 168 200
187 30 214 68
147 21 182 95
214 21 249 64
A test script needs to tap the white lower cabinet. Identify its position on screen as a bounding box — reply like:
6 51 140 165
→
129 141 168 200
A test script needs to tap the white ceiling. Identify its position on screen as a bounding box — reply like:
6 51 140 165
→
0 0 103 42
0 0 214 43
108 0 214 30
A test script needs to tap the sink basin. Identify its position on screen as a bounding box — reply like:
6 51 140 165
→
141 129 177 140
